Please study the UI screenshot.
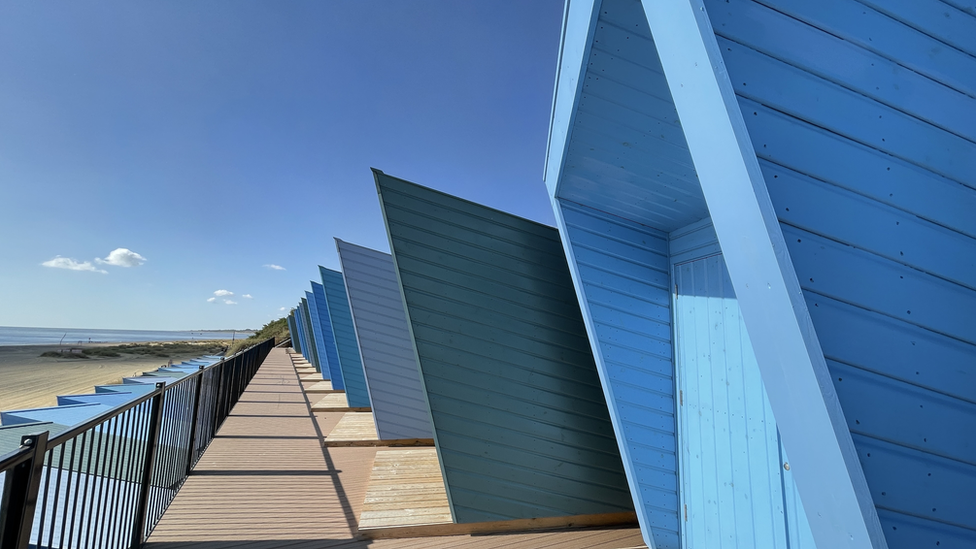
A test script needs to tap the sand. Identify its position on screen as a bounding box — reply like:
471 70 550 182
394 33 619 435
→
0 343 219 412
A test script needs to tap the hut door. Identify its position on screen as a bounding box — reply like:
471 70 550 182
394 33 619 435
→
672 252 815 548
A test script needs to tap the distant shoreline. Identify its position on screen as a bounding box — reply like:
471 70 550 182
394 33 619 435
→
0 341 229 411
0 326 254 347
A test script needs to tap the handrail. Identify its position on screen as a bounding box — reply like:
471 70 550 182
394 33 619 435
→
0 337 277 549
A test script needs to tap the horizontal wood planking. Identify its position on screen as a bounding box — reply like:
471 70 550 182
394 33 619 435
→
705 0 976 543
319 267 370 408
376 170 634 524
336 239 434 441
555 199 680 548
310 282 345 389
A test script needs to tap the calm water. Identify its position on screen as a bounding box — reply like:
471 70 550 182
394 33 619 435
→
0 326 253 346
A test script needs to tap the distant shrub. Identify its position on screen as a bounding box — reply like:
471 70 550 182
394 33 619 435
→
226 318 288 356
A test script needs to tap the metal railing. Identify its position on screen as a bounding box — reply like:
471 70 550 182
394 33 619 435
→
0 337 276 549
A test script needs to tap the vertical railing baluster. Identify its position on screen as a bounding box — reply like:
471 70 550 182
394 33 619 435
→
130 382 165 548
0 432 49 549
185 366 205 476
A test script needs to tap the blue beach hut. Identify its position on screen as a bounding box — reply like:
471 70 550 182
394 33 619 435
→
318 267 370 409
544 1 976 548
309 282 343 387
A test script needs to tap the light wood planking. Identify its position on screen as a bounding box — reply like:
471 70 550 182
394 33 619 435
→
324 412 434 447
311 393 370 412
304 380 340 393
358 448 452 531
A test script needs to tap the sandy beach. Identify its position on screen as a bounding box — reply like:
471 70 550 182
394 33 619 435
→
0 342 224 412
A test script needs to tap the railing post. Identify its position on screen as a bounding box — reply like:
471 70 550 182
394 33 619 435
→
0 432 49 549
211 359 226 434
184 366 206 476
130 382 166 549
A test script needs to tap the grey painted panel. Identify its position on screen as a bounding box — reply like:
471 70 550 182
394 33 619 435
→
374 169 633 523
336 239 433 440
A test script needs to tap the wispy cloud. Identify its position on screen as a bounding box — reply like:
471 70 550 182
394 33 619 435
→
224 299 237 305
42 256 108 274
263 264 285 271
207 297 217 303
213 289 233 297
242 294 253 299
95 248 146 267
279 307 287 311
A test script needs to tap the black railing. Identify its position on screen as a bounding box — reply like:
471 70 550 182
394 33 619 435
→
0 337 276 549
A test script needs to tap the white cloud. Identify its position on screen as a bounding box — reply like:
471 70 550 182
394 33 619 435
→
263 264 285 271
279 307 287 311
224 299 237 305
213 289 233 297
42 256 108 274
243 294 253 299
96 248 146 267
207 297 216 303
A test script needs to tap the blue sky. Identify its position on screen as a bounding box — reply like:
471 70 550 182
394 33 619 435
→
0 1 564 330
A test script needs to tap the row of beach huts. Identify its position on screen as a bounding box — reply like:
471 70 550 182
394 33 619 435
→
284 0 975 547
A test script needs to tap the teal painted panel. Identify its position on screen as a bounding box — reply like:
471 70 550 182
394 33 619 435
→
287 313 300 354
319 266 370 409
375 169 633 523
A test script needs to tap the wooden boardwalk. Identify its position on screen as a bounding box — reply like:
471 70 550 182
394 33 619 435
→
145 348 646 549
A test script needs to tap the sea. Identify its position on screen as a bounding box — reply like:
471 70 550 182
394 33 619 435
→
0 326 253 346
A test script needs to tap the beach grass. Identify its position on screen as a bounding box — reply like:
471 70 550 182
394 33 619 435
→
39 340 229 360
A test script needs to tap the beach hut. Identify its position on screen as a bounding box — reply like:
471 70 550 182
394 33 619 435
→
543 1 976 548
374 169 634 524
335 239 433 441
286 312 301 354
299 297 322 373
293 302 310 364
309 282 343 386
318 267 370 409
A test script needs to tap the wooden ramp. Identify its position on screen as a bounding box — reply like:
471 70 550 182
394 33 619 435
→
145 348 647 549
312 393 370 412
358 448 452 532
304 380 341 393
324 413 434 447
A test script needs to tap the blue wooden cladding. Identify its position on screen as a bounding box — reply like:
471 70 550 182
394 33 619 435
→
374 169 633 524
709 0 976 546
295 301 311 364
546 0 976 547
319 266 370 409
304 292 324 374
286 313 300 354
335 239 433 440
299 297 321 372
310 282 343 386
